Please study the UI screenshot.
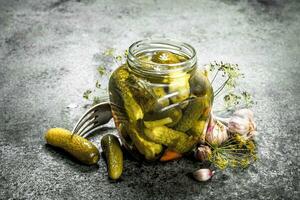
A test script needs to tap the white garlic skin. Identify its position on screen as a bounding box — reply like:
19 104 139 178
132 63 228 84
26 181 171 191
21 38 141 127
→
234 109 254 119
228 109 256 136
193 168 214 182
228 116 251 135
206 120 228 146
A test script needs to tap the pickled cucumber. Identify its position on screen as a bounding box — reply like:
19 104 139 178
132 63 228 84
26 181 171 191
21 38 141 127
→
151 51 181 64
189 118 209 143
101 134 123 180
127 74 158 112
161 107 182 127
175 96 210 132
152 87 169 108
113 67 143 121
127 125 163 160
144 126 196 153
144 117 173 128
144 107 182 128
190 70 212 97
45 128 100 165
168 72 191 103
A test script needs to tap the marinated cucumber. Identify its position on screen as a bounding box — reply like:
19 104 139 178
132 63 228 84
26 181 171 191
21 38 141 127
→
128 125 163 160
189 118 209 143
144 117 173 128
152 87 170 108
45 128 100 165
144 126 196 153
127 74 158 113
190 70 212 97
151 51 181 64
144 107 182 128
101 134 123 180
163 107 182 127
112 66 144 121
175 96 210 132
168 72 191 103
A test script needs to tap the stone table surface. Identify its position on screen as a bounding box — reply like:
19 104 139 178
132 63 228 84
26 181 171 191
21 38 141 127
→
0 0 299 199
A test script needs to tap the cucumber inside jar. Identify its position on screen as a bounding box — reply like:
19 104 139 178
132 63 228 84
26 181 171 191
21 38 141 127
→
109 40 213 161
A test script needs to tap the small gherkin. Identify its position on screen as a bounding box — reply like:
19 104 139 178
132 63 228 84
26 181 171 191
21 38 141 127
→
175 95 211 132
112 66 144 122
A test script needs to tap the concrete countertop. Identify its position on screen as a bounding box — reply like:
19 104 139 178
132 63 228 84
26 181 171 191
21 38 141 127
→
0 0 299 199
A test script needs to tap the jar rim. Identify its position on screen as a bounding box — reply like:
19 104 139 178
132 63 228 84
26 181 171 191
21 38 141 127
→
127 39 197 76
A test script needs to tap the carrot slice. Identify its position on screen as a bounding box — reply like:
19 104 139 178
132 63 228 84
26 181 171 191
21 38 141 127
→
160 150 182 162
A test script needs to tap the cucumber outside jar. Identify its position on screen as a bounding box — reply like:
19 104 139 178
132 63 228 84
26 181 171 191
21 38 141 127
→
108 39 214 161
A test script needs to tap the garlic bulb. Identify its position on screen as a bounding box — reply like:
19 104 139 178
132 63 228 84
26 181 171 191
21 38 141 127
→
193 168 214 182
234 108 254 119
205 119 228 146
194 145 212 161
228 109 256 137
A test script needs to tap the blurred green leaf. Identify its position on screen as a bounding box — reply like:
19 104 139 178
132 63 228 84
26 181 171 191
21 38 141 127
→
83 90 92 99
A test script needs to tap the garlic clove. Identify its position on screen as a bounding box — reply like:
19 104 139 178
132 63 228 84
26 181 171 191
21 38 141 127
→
193 168 214 182
206 116 215 134
234 109 254 119
194 145 212 161
206 120 228 146
228 109 257 137
228 116 250 135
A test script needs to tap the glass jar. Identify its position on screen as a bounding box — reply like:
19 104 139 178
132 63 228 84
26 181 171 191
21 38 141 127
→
109 39 213 161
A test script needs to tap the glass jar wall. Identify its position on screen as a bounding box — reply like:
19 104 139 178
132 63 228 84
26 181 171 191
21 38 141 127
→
108 39 213 161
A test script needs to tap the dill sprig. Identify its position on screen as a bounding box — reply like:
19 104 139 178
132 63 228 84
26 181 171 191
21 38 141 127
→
83 49 128 105
206 61 254 110
207 134 258 170
206 61 242 96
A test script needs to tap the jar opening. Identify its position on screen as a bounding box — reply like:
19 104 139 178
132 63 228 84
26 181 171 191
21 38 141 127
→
127 39 197 77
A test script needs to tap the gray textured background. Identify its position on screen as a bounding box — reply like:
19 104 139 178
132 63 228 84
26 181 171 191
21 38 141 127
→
0 0 299 199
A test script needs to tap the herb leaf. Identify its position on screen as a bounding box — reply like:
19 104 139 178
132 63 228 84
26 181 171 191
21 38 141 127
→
208 134 258 170
83 90 92 100
95 80 101 88
206 61 243 97
103 48 115 57
206 61 254 110
224 92 242 108
242 91 254 107
97 65 106 76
